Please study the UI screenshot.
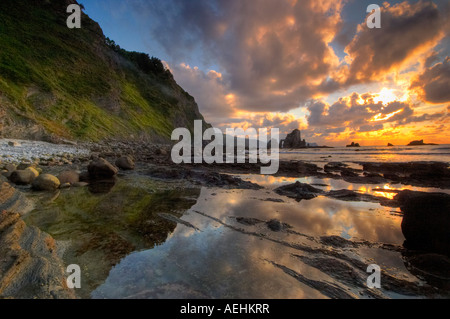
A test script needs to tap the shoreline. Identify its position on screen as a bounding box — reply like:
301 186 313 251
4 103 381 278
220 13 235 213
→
2 138 450 189
1 138 450 299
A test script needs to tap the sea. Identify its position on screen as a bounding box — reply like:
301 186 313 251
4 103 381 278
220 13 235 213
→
279 144 450 165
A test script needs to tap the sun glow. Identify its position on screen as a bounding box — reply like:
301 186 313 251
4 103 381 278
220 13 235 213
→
370 109 403 122
374 88 398 105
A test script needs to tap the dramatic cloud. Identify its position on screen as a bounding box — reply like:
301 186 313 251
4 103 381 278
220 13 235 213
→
410 56 450 104
168 63 235 123
89 0 450 144
303 91 448 137
129 0 345 113
342 1 448 84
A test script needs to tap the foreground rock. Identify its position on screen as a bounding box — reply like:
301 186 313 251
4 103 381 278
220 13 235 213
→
57 170 80 185
147 167 262 190
326 189 398 207
0 181 73 298
8 169 37 185
115 156 135 170
0 210 75 299
395 190 450 256
32 174 61 191
361 161 450 188
0 182 33 214
274 182 323 201
88 158 118 179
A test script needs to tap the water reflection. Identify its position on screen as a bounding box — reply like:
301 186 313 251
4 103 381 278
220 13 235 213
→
24 176 201 298
92 187 411 299
238 174 450 196
23 173 450 299
88 177 117 194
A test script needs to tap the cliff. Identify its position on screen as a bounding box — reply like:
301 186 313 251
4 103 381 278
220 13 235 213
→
0 0 208 143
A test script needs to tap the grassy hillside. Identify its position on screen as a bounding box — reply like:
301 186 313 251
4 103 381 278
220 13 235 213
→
0 0 207 142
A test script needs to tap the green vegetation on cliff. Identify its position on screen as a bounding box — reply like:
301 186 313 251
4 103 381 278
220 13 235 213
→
0 0 207 142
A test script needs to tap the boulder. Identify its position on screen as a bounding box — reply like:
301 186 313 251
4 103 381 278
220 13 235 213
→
9 169 36 185
17 162 33 170
88 158 118 179
32 174 61 191
25 167 39 179
7 141 20 147
0 182 32 214
57 170 80 185
0 210 75 299
115 156 135 170
395 190 450 256
5 163 16 172
267 219 283 232
274 181 323 201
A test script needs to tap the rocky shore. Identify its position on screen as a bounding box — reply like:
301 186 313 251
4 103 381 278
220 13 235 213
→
0 182 74 299
1 138 450 298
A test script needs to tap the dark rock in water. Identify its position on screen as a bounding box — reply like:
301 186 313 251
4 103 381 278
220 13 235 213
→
57 170 80 185
402 252 450 290
363 172 383 178
346 142 360 147
32 174 61 191
115 156 135 170
263 198 285 203
88 158 118 179
9 169 36 185
407 140 438 146
267 219 284 232
146 167 262 190
274 181 323 201
324 162 348 173
282 129 307 148
387 143 394 147
235 217 265 226
320 236 357 248
362 162 450 188
383 173 401 182
326 189 397 207
340 168 359 177
395 190 450 256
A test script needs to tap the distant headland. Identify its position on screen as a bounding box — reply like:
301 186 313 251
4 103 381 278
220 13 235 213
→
407 140 438 146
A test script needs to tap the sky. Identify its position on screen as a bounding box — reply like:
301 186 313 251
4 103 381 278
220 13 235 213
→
82 0 450 146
